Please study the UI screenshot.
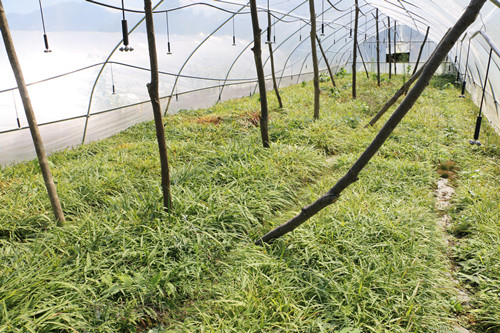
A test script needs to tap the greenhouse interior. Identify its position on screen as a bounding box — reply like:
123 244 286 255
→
1 0 499 331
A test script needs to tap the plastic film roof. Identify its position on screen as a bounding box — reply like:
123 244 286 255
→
1 0 499 164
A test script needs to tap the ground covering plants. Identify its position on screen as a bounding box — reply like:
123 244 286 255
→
0 73 499 332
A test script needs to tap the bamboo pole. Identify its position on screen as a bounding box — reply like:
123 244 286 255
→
249 0 270 147
352 0 359 99
308 0 320 119
316 34 336 88
255 0 487 245
0 0 65 226
267 10 283 108
144 0 172 211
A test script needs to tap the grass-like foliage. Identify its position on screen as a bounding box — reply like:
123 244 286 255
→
1 74 499 332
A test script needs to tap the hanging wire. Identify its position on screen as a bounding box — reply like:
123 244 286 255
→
119 0 134 52
166 11 172 54
470 47 493 145
232 16 236 46
273 15 276 43
12 91 21 128
266 0 271 44
460 38 472 98
110 63 116 94
321 0 325 36
38 0 52 53
299 20 302 42
349 8 353 38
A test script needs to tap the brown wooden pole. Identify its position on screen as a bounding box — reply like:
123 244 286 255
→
376 9 380 87
412 26 430 75
352 0 359 99
308 0 320 119
0 0 65 226
144 0 172 211
316 34 336 87
267 10 283 108
255 0 486 245
357 43 370 79
388 17 392 79
249 0 270 147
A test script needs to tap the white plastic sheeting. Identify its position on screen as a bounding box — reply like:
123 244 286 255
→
0 0 498 165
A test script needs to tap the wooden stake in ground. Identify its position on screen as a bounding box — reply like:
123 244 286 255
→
249 0 270 147
413 27 430 75
0 0 65 226
388 17 392 79
316 35 336 88
308 0 320 119
352 0 359 99
255 0 487 245
376 9 380 87
144 0 172 211
267 10 283 109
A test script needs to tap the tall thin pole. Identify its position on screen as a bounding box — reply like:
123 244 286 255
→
267 7 283 108
472 47 493 143
316 34 336 87
376 9 380 87
352 0 359 99
249 0 270 147
144 0 172 211
309 0 320 119
394 21 397 75
0 0 65 225
412 26 429 75
456 40 463 83
388 17 392 79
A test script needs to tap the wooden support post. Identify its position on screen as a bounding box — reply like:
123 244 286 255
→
254 0 487 245
249 0 270 147
388 17 392 79
267 10 283 108
308 0 320 119
316 34 336 88
144 0 172 211
357 44 370 79
412 26 429 75
352 0 359 99
0 0 65 226
376 9 380 87
394 22 397 75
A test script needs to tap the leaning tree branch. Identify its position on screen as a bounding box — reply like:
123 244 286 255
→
255 0 487 245
0 0 65 225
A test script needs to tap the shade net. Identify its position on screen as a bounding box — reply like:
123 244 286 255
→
1 0 499 165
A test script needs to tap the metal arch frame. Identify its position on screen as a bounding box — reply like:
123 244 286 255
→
82 0 165 144
283 4 377 87
273 3 375 88
215 0 309 103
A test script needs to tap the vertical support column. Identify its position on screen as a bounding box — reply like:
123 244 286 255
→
309 0 320 119
0 0 65 226
249 0 270 147
376 9 380 87
394 21 397 75
388 17 392 79
352 0 359 99
144 0 172 211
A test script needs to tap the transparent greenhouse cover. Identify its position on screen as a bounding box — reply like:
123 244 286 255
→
1 0 499 165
